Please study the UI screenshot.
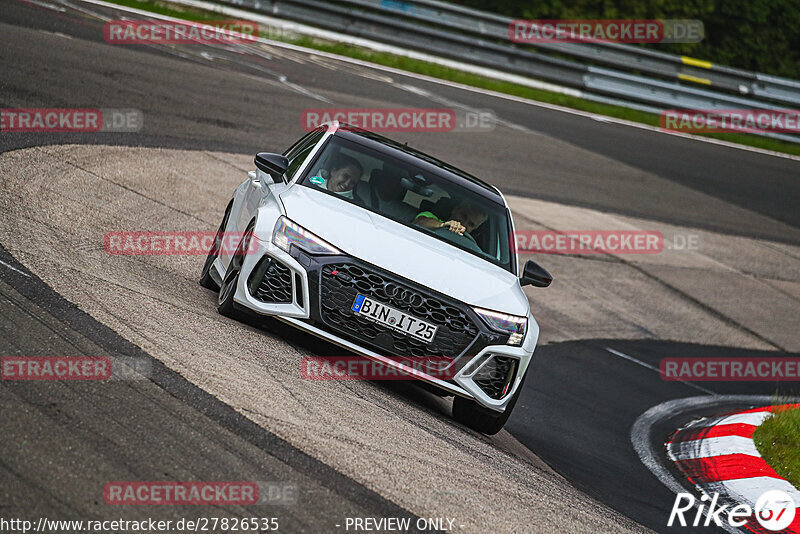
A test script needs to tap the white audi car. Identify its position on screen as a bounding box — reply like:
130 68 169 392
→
200 121 551 434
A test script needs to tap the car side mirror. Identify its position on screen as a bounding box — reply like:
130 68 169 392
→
255 152 289 181
520 260 552 288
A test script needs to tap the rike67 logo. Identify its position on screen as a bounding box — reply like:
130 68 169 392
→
668 490 796 531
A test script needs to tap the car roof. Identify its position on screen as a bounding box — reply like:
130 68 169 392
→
329 123 506 206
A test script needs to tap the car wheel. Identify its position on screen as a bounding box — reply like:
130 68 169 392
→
217 222 253 318
199 200 233 290
452 373 526 435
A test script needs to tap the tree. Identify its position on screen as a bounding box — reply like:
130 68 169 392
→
447 0 800 77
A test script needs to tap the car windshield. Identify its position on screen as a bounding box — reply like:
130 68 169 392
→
298 135 513 272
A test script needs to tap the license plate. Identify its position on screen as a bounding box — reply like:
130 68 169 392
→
351 294 438 343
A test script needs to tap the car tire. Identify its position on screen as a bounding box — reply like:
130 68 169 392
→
217 221 254 318
200 200 233 290
452 373 526 435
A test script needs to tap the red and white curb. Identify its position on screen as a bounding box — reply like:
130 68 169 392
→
668 404 800 533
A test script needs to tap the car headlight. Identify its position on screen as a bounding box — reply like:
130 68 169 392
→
473 307 527 346
272 216 341 255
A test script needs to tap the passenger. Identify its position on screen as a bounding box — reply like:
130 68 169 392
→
413 200 487 253
310 155 363 200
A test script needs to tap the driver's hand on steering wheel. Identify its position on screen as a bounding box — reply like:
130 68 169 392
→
441 220 466 235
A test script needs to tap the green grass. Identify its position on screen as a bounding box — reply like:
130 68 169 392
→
102 0 222 21
754 406 800 488
103 0 800 157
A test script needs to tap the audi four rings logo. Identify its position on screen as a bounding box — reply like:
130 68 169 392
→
384 284 423 307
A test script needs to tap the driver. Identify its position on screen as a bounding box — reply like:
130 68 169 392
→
414 200 486 235
413 200 487 253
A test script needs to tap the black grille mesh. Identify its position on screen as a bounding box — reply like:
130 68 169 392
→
250 257 293 303
473 356 516 399
319 262 479 360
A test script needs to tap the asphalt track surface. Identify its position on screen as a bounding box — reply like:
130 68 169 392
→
1 1 800 533
0 245 428 532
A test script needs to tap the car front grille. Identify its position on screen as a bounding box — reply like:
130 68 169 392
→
318 262 480 361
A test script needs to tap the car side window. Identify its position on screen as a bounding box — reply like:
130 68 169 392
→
284 127 321 157
283 129 325 182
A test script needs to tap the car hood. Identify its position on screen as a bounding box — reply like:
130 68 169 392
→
279 185 528 316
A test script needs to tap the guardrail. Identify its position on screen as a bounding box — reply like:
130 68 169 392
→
364 0 800 106
216 0 800 143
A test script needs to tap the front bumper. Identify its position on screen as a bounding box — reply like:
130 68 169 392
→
220 234 538 412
